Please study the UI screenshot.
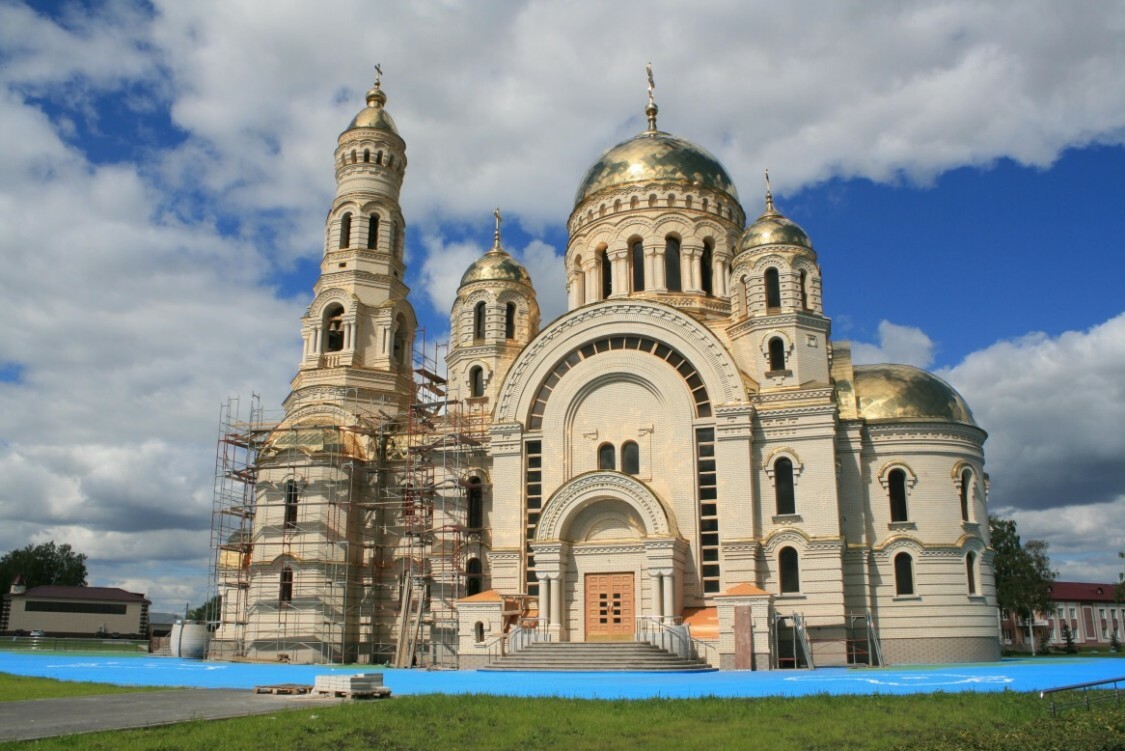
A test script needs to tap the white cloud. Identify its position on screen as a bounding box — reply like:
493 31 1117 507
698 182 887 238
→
850 320 936 368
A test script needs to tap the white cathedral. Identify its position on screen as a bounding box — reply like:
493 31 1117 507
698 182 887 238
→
209 74 1000 670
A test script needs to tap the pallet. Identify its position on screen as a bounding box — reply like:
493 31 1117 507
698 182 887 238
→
254 683 313 695
314 686 392 700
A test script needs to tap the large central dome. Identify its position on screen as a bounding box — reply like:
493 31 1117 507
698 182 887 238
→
574 130 739 207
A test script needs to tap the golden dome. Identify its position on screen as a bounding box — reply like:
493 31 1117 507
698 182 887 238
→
574 130 739 207
739 192 813 252
852 364 977 426
459 210 532 287
345 82 399 135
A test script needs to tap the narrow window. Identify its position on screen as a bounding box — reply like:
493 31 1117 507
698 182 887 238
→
324 304 345 353
339 213 352 249
621 441 640 475
799 270 809 309
960 468 972 521
386 153 394 169
367 214 379 249
363 148 370 163
600 248 612 299
701 241 714 296
889 469 908 522
473 301 486 339
375 150 383 165
467 477 483 529
765 267 781 309
894 552 914 595
279 567 294 604
350 149 357 164
598 442 616 471
665 236 682 291
473 620 484 641
779 547 800 594
505 302 516 340
284 480 299 530
631 241 645 292
775 457 795 515
467 559 483 597
768 337 786 372
966 552 977 595
392 315 407 366
469 366 484 398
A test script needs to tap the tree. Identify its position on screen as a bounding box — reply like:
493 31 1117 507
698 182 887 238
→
0 542 88 594
1060 621 1078 654
186 594 222 627
989 516 1055 653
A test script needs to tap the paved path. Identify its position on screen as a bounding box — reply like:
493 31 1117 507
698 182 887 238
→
0 688 342 742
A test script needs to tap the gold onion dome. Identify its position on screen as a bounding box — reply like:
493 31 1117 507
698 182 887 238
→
852 364 977 426
460 210 532 287
345 77 398 134
739 186 813 252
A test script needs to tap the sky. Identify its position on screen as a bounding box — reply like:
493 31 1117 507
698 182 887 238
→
1 0 1123 614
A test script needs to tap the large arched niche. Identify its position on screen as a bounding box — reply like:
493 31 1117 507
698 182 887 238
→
495 299 744 424
536 471 678 543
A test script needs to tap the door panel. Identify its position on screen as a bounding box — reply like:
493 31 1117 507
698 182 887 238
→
585 573 634 641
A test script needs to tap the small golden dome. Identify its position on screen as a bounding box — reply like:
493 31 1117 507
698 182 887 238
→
345 81 399 135
852 364 977 426
739 189 813 252
459 209 533 287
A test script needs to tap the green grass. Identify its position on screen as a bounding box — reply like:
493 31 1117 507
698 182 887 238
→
1 691 1122 750
0 673 164 702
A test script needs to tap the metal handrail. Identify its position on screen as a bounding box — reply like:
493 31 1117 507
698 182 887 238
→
635 615 714 661
1039 675 1124 716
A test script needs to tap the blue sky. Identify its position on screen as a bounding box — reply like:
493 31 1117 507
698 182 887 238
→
1 0 1123 612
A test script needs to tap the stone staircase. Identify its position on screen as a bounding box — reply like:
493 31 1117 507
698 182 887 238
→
480 640 715 672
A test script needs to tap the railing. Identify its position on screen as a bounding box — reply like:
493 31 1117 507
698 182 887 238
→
509 617 551 653
635 616 715 663
1039 676 1124 716
483 632 508 664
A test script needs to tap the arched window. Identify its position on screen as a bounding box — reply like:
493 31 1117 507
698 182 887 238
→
392 314 407 366
386 153 394 169
631 241 645 292
466 559 483 598
701 241 714 296
966 552 977 595
779 547 800 594
279 567 294 604
473 619 484 642
339 213 352 249
350 149 357 164
599 248 612 299
621 441 640 475
367 214 379 249
894 552 914 595
960 468 972 521
505 302 516 340
774 457 795 515
768 337 786 372
741 275 750 317
665 236 682 291
799 269 810 309
765 267 781 309
363 148 370 163
469 366 484 398
473 301 486 339
284 480 299 530
324 304 345 353
598 442 616 471
889 469 909 522
467 477 483 529
375 150 383 165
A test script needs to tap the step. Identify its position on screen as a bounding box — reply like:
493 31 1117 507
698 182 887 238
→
480 640 715 672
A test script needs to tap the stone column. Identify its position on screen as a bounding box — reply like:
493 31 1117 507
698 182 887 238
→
539 577 551 625
567 272 581 309
682 245 702 293
650 572 663 617
583 258 599 304
662 571 675 620
550 575 562 633
608 248 629 298
648 244 666 292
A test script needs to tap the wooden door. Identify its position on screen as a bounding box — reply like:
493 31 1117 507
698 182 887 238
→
585 573 634 641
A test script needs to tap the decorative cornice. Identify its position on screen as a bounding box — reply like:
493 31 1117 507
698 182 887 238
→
537 471 675 541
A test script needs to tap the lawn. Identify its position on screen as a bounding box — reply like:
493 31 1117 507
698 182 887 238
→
0 673 163 702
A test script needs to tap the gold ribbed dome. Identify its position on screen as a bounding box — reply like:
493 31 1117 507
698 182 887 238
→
739 193 813 252
345 82 398 135
853 364 977 426
574 130 739 207
460 247 532 287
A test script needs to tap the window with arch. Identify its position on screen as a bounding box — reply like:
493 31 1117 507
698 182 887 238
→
350 149 357 164
631 241 645 292
799 269 809 309
598 442 616 471
621 441 640 475
765 267 781 309
466 558 483 598
505 302 516 339
473 301 486 339
284 480 299 530
467 477 483 529
363 148 370 163
888 468 909 522
473 620 484 642
665 236 682 291
701 241 714 296
367 214 379 249
966 551 977 595
469 366 484 398
392 315 407 366
386 153 394 169
740 275 750 316
599 248 612 299
768 337 786 372
324 304 345 353
779 547 800 593
279 566 294 604
774 457 796 515
339 212 353 249
894 552 914 595
375 150 383 165
959 468 972 521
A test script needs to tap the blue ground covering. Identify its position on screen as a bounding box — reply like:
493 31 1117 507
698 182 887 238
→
2 652 1122 699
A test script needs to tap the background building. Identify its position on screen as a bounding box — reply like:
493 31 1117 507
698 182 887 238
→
2 584 150 638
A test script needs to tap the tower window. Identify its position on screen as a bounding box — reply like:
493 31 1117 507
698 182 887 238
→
889 469 909 522
376 150 383 165
779 547 800 594
469 366 484 398
339 213 352 249
966 552 977 595
279 567 294 604
387 153 393 169
774 457 795 515
473 301 486 339
363 149 370 163
960 468 972 521
621 441 640 475
392 314 407 366
598 442 616 471
799 269 809 310
505 302 516 340
665 236 682 292
894 552 914 596
466 558 483 598
467 476 483 529
599 247 611 299
631 241 645 292
701 241 714 296
765 267 781 309
367 214 379 249
284 480 299 530
768 337 786 372
324 304 345 353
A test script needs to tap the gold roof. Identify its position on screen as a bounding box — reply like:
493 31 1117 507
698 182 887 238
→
574 130 739 207
459 209 533 287
345 80 398 135
852 364 977 426
739 188 813 251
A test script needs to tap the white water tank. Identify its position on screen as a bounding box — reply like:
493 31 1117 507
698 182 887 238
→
170 621 209 659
